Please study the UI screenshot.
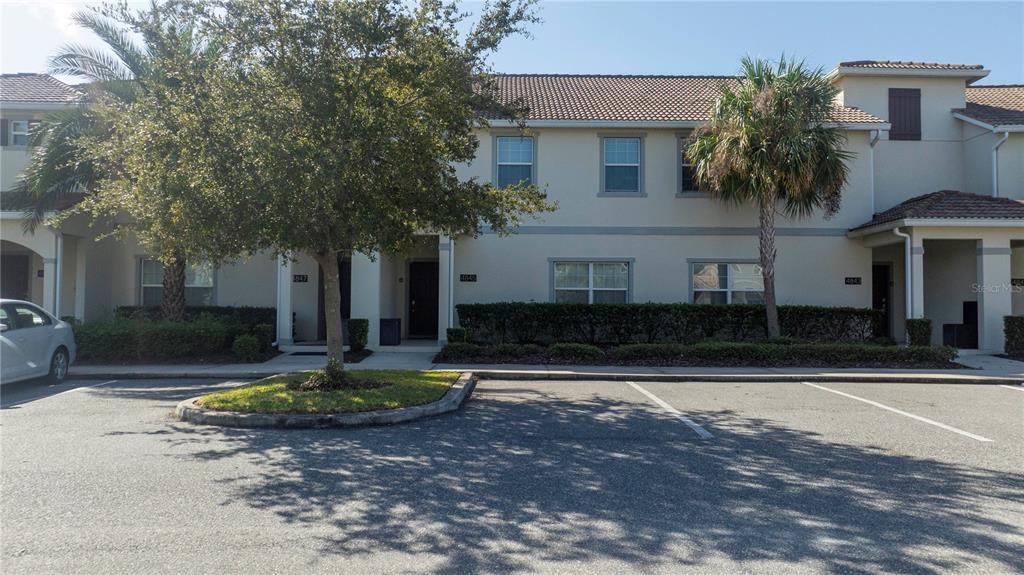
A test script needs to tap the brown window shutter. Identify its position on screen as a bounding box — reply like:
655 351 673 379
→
888 88 921 141
0 118 8 146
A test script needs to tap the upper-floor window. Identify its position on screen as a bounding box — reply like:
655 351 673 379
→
495 136 534 188
601 136 642 194
553 260 630 304
10 120 29 146
140 258 215 307
691 262 764 304
888 88 921 141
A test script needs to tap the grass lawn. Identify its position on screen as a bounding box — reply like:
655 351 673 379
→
196 370 461 414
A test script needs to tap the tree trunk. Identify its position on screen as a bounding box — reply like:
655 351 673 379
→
758 201 781 338
312 250 345 367
161 256 187 322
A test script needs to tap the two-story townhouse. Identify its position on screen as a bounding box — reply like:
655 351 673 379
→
2 61 1022 353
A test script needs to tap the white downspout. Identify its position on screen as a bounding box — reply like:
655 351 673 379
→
54 230 63 317
868 130 880 214
992 131 1009 197
893 227 912 343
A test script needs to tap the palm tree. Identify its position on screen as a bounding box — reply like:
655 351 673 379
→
15 5 202 321
687 56 853 338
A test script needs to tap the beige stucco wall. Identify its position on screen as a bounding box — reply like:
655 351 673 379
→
458 127 876 231
998 133 1024 201
838 76 969 210
0 110 38 192
453 233 871 312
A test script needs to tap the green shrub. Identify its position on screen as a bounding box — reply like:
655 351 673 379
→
609 343 686 361
347 319 369 352
434 342 483 362
115 305 275 325
74 317 233 361
252 323 275 351
232 334 262 362
1004 316 1024 355
446 327 470 343
906 318 933 347
546 343 605 363
456 303 881 345
492 343 543 359
297 358 347 391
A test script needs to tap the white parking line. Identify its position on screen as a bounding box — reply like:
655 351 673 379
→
998 385 1024 393
801 382 994 443
626 382 713 439
2 379 119 408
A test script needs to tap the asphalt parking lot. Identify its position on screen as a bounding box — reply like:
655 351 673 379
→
1 376 1022 575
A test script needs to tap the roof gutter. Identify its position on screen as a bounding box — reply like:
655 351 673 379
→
992 130 1010 197
484 119 890 131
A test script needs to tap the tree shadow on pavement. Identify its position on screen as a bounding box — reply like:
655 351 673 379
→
167 385 1024 575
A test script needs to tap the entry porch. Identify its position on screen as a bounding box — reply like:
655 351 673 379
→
275 235 455 352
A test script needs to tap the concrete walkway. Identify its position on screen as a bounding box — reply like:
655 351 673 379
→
68 350 1024 383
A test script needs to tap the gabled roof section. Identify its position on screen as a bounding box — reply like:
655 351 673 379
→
850 190 1024 232
831 60 989 83
0 73 84 103
954 85 1024 129
485 74 885 127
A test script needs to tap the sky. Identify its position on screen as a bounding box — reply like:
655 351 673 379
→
1 1 1022 85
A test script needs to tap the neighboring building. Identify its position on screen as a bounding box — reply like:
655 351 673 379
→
1 61 1022 352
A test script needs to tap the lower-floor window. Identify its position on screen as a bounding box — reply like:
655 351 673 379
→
553 261 630 303
692 262 764 304
141 258 215 306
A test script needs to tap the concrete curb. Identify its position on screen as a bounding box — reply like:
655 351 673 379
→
175 372 477 429
471 371 1024 385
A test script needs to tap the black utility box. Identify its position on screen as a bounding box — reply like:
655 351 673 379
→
380 318 401 346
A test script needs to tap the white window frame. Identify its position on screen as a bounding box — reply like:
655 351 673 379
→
550 259 633 304
10 120 29 146
139 258 216 306
689 260 765 304
599 135 645 196
493 135 536 188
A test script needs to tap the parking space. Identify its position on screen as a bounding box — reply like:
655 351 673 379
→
1 377 1022 574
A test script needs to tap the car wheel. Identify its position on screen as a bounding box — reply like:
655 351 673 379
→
47 348 69 383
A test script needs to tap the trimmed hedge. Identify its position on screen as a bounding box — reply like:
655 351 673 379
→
435 341 958 368
906 318 933 347
1005 316 1024 355
232 334 262 362
446 327 470 343
347 319 369 352
455 303 881 345
115 305 275 326
75 317 233 361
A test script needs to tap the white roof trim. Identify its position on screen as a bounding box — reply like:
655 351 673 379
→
951 112 1024 132
486 119 890 131
848 217 1024 237
0 101 83 111
829 66 990 82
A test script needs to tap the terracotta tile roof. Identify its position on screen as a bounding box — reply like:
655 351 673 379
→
957 85 1024 127
839 60 984 71
851 190 1024 231
0 73 84 103
486 74 884 125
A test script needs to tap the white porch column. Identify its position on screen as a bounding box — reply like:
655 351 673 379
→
276 254 294 346
437 236 454 342
53 231 63 317
977 238 1013 353
910 241 926 320
42 257 57 315
351 251 382 350
74 238 87 321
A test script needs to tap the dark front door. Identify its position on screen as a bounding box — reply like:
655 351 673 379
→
408 261 439 338
1 255 30 300
871 264 892 338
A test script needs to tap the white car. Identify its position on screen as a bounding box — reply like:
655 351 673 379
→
0 299 76 385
